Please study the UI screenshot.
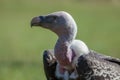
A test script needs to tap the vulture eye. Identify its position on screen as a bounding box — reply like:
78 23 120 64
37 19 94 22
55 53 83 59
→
46 16 58 23
52 16 57 20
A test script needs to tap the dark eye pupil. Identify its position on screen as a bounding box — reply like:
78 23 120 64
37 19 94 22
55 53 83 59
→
53 16 57 20
46 16 57 23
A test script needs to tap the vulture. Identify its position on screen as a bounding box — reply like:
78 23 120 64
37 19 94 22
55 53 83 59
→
31 11 120 80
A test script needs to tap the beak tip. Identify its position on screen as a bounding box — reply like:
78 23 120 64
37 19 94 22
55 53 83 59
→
30 23 33 28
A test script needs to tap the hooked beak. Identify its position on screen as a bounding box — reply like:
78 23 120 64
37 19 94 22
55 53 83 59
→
30 16 45 28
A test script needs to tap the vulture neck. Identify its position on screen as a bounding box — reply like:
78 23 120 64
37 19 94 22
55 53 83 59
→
54 33 75 68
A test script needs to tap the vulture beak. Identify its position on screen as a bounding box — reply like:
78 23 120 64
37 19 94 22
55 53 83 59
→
30 16 45 27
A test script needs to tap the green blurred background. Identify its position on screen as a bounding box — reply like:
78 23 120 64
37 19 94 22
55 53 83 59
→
0 0 120 80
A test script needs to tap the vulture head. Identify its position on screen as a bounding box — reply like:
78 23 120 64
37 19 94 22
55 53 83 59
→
31 11 77 37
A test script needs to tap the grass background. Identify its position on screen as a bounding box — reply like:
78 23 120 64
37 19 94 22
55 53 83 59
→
0 0 120 80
